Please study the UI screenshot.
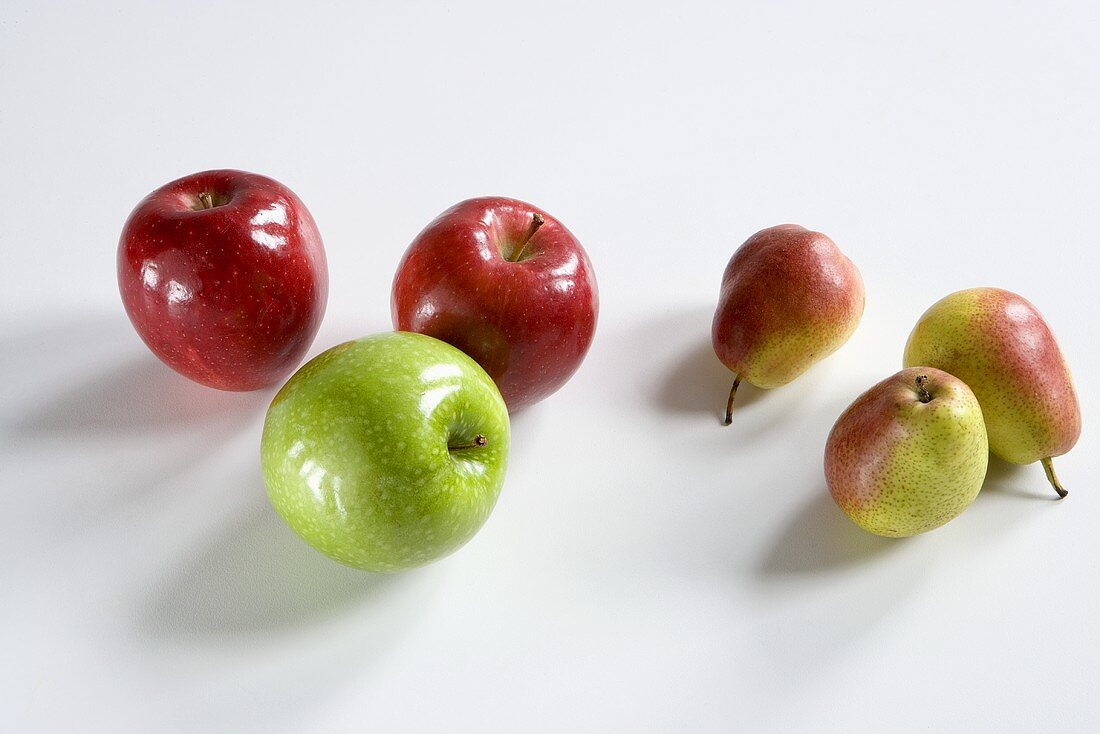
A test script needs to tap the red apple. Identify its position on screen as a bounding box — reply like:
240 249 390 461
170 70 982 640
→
118 169 327 391
391 197 598 411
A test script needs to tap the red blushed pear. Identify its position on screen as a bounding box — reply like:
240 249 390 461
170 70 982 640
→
118 169 328 391
904 288 1081 498
825 367 988 537
712 224 865 423
391 197 598 412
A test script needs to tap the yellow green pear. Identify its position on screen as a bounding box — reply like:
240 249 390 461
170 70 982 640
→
904 288 1081 498
825 367 989 537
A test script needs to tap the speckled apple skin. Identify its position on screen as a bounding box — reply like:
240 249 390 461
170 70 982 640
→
118 169 328 391
825 367 988 537
260 332 510 572
391 197 598 412
712 224 864 389
903 288 1081 465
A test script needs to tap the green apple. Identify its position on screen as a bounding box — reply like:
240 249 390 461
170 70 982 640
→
261 331 510 572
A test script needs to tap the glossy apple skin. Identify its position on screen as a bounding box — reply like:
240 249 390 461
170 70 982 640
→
391 197 598 411
118 169 328 391
261 332 510 572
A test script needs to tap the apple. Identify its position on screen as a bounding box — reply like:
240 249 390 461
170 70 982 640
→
117 169 328 391
260 331 510 572
391 196 598 411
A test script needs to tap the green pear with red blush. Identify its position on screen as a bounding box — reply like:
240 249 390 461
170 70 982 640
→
712 224 865 423
904 288 1081 498
825 367 989 537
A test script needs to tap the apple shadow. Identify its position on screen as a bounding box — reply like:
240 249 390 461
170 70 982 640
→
306 313 395 358
15 357 270 437
143 483 402 638
507 396 549 435
4 315 270 438
979 454 1062 501
1 315 280 528
756 488 902 576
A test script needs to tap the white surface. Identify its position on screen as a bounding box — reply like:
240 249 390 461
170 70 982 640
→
2 2 1098 731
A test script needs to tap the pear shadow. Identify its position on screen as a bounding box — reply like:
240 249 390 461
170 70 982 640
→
756 488 902 576
143 481 402 638
655 337 768 424
979 454 1062 501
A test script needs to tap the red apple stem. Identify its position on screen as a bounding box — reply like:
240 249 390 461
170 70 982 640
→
1041 457 1068 499
722 376 741 426
449 434 489 452
915 375 933 403
508 213 545 262
197 192 214 210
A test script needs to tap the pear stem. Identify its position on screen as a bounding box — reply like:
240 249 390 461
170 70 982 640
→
197 192 214 210
449 434 488 452
915 375 933 403
722 376 741 426
1041 457 1068 499
508 213 545 262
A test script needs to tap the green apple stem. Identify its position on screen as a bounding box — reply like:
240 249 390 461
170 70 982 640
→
1041 457 1068 499
197 192 214 210
915 375 933 403
508 213 545 262
722 376 741 426
449 434 488 452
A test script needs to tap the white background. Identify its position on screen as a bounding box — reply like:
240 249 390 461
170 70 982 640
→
2 2 1098 731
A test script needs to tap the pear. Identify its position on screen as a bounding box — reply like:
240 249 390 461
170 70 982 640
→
903 288 1081 498
825 367 989 537
712 224 864 424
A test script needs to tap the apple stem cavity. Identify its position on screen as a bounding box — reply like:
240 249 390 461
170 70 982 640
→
1041 457 1069 499
915 375 933 403
193 191 230 211
449 434 489 453
722 376 742 426
507 212 545 262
